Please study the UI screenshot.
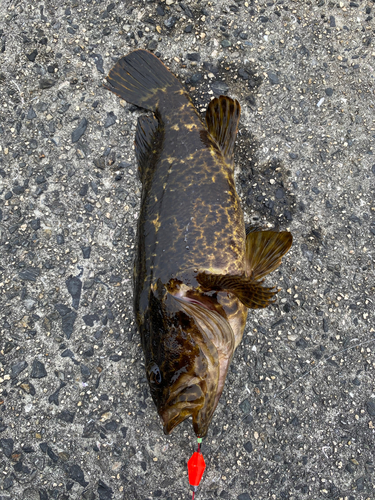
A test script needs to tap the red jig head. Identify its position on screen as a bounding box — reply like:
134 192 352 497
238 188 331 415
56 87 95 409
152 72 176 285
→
188 438 206 499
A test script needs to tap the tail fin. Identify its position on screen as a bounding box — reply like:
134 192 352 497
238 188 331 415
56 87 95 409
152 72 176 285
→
104 50 183 111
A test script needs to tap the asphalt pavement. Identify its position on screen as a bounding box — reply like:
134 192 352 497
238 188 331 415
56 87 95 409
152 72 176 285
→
0 0 374 499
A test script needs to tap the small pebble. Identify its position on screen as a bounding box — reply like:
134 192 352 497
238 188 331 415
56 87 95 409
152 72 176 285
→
81 246 91 259
30 359 47 379
72 118 88 143
104 112 117 128
164 17 177 29
243 441 253 453
26 49 38 62
267 72 279 84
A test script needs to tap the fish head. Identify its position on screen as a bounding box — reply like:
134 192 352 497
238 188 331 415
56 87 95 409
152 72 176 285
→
145 280 234 436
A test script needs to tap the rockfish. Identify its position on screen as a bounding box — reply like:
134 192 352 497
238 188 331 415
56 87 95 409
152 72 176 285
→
105 50 292 437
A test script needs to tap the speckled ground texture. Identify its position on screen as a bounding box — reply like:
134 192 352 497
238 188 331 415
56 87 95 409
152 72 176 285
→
0 0 375 499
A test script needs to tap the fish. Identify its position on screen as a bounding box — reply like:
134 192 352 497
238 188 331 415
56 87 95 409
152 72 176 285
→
104 50 292 437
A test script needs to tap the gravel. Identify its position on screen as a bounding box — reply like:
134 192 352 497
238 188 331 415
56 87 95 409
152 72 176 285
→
0 0 374 499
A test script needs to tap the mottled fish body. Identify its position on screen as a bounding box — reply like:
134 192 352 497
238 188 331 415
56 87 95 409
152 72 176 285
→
105 50 292 436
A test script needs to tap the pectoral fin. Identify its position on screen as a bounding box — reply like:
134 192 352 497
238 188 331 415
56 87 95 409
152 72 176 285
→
205 96 241 164
246 229 293 280
196 272 278 309
245 224 263 235
196 230 292 309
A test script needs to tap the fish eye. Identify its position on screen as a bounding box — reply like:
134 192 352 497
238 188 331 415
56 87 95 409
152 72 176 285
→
148 363 162 385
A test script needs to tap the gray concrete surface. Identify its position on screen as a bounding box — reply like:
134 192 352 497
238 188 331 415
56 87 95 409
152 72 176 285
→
0 0 375 499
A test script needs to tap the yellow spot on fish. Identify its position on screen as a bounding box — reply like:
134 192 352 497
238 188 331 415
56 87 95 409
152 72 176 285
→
171 124 179 131
162 156 176 164
152 215 161 231
184 123 198 131
209 148 218 160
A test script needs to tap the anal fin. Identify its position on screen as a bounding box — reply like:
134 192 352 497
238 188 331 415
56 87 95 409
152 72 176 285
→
205 96 241 164
196 272 278 310
135 114 163 183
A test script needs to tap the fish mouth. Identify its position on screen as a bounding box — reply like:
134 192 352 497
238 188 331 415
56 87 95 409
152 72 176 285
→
160 383 205 435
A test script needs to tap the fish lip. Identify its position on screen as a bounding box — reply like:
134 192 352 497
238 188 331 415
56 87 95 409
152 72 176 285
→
192 415 209 438
161 403 210 437
161 408 192 435
160 385 205 434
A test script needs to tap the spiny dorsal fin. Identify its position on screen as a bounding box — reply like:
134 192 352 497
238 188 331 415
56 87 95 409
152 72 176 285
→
246 230 293 281
196 272 278 310
205 96 241 164
135 114 163 183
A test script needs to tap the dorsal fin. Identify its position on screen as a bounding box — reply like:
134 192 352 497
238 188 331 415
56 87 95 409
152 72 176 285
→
246 230 293 281
205 96 241 164
134 114 163 183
